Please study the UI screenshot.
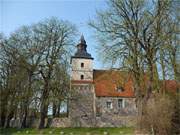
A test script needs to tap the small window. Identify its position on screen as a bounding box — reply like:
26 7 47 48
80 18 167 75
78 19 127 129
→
81 114 87 118
106 101 113 109
96 107 101 117
81 63 84 68
81 75 84 80
118 99 124 109
116 86 124 92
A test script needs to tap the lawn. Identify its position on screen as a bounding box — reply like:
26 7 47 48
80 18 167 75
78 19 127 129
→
0 127 134 135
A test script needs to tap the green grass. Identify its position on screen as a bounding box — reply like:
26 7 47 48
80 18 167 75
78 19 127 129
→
0 127 134 135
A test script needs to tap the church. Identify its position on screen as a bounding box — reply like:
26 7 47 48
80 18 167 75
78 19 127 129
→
68 35 137 127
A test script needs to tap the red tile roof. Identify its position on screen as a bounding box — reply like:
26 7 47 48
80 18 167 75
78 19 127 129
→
164 80 179 93
93 70 135 97
71 70 179 97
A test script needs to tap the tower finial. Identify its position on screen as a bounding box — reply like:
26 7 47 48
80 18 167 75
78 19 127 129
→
80 34 86 44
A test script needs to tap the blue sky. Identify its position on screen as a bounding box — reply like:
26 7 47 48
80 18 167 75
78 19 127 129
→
0 0 107 69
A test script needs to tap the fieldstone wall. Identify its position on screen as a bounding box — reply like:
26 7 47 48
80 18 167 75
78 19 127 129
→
95 97 137 127
49 116 136 127
96 97 137 115
96 115 136 127
48 116 136 127
9 96 137 128
49 118 71 127
49 97 137 127
69 84 96 127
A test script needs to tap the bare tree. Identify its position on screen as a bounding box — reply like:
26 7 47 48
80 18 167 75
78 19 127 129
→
34 18 76 128
0 17 77 129
89 0 179 133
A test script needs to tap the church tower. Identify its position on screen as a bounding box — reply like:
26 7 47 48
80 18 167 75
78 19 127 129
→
69 35 96 127
71 35 94 81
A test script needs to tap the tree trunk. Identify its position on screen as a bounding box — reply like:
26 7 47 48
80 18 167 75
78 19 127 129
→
21 106 28 128
172 53 178 81
52 102 56 117
133 70 143 130
20 71 33 128
0 109 6 127
4 117 10 128
38 103 48 129
4 111 13 128
57 103 60 117
38 82 49 129
160 50 166 94
146 59 154 101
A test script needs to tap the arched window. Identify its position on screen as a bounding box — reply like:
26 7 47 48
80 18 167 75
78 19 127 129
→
81 75 84 80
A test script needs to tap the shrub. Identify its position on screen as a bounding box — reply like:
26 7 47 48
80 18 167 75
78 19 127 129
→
140 94 175 135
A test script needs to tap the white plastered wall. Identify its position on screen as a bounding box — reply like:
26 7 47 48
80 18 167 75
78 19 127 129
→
71 58 93 81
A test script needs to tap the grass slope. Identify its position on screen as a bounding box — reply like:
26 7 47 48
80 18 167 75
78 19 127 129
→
0 127 134 135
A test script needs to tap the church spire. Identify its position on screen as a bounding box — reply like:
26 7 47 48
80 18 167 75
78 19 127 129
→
80 34 86 44
71 35 93 60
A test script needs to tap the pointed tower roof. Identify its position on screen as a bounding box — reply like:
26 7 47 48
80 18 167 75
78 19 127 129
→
80 34 86 44
71 35 94 60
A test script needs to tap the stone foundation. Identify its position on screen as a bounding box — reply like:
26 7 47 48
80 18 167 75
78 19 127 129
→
9 116 136 128
49 116 136 127
96 116 136 127
49 118 71 127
